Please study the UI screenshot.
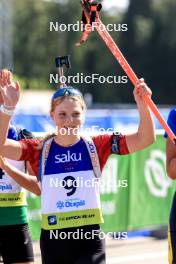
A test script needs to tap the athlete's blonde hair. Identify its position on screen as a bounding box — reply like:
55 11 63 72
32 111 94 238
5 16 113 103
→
50 94 87 113
35 93 87 149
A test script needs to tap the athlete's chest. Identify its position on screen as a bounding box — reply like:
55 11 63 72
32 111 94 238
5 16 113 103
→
44 139 93 175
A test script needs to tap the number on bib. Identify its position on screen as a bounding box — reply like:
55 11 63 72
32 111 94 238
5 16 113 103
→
62 176 77 196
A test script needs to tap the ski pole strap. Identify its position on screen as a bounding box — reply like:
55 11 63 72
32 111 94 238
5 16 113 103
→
76 0 102 46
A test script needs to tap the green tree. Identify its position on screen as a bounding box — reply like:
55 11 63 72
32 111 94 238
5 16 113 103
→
12 0 176 104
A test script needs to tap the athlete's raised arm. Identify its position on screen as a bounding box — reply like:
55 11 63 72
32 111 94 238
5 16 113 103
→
0 69 22 160
126 78 155 153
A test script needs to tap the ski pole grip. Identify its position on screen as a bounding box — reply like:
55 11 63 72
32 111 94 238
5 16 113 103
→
55 56 71 68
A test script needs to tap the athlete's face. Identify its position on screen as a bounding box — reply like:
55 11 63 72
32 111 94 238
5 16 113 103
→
51 97 84 135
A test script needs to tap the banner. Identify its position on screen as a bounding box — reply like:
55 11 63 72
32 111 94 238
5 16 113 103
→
127 135 175 230
100 154 129 232
27 192 41 241
101 135 176 232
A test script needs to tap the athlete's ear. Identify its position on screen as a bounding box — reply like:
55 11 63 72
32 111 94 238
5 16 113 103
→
50 111 54 119
50 111 58 126
50 111 55 122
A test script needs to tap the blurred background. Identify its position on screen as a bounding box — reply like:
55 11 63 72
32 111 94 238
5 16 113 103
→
1 0 176 104
0 0 175 131
1 0 176 263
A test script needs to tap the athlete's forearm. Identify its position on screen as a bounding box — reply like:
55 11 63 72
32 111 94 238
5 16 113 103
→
3 163 41 196
0 112 11 148
127 78 156 152
0 70 21 157
136 102 155 148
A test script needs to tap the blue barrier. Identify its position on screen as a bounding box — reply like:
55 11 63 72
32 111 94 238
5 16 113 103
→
12 108 171 132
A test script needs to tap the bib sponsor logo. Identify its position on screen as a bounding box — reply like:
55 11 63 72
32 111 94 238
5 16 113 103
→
87 141 95 153
48 215 57 225
0 196 21 202
55 151 82 163
87 141 98 167
56 199 86 210
0 183 13 191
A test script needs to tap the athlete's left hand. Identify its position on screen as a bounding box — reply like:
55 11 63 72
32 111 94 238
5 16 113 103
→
133 78 152 105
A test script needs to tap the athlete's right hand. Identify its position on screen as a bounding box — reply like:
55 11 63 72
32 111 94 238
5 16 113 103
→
0 69 20 108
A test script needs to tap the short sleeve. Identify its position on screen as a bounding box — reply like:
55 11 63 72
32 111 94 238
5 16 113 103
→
19 139 40 176
93 133 129 171
111 132 129 155
7 126 18 141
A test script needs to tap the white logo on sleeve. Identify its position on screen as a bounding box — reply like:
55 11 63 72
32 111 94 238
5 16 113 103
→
144 150 172 197
55 151 82 163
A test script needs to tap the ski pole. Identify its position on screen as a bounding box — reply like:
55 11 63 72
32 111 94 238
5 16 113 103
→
77 0 176 144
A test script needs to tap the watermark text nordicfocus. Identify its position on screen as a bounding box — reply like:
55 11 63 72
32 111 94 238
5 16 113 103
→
50 229 128 240
50 73 128 85
50 21 128 33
